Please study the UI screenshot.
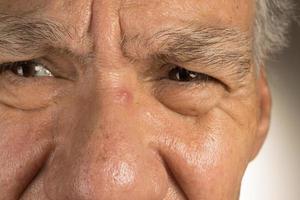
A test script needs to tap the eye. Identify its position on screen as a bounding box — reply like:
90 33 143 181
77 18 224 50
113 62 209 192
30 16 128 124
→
168 66 212 82
0 61 53 78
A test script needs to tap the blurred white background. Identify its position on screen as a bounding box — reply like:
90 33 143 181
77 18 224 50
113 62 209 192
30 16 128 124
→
240 6 300 200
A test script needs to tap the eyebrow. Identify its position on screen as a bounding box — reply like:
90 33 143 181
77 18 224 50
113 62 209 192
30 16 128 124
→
0 13 83 60
0 14 252 80
0 13 97 66
121 25 253 79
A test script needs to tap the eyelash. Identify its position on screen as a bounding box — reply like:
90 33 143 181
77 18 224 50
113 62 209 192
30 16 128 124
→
162 63 216 84
0 60 53 78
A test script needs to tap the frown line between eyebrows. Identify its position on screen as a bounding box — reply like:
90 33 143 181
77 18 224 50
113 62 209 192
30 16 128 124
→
121 24 253 79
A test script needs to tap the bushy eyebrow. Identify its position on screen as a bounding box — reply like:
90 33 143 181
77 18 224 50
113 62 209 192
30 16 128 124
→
121 25 253 79
0 13 71 57
0 13 253 81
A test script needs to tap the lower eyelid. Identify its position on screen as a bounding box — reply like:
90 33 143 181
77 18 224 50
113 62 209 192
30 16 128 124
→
155 79 209 92
2 70 28 85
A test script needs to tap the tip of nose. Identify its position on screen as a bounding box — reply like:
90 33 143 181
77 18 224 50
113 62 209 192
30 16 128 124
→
45 158 169 200
72 162 138 199
110 162 136 186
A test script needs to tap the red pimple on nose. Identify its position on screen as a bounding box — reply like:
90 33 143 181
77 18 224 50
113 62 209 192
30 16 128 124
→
115 89 133 105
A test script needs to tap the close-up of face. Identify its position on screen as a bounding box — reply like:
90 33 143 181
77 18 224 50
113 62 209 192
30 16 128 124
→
0 0 280 199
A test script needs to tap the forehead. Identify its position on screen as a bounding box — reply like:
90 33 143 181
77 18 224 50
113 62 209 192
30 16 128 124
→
121 0 253 27
0 0 254 30
119 0 254 44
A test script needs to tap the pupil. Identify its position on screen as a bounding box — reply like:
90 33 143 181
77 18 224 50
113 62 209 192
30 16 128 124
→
12 62 36 77
169 67 197 82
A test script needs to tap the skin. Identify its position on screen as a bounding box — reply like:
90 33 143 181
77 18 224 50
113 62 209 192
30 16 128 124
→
0 0 271 199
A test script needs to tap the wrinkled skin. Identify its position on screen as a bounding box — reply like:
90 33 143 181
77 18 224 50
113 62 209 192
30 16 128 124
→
0 0 271 199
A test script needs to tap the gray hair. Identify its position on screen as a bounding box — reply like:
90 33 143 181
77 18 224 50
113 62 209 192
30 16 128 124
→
254 0 296 66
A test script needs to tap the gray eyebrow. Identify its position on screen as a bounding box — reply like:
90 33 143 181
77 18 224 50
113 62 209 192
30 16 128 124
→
121 25 253 79
0 13 71 57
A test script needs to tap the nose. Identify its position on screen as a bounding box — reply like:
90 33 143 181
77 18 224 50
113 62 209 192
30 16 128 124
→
43 63 169 199
44 102 168 200
41 1 169 200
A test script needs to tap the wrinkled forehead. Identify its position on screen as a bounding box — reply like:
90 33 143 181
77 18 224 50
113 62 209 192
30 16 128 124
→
0 0 254 31
120 0 253 29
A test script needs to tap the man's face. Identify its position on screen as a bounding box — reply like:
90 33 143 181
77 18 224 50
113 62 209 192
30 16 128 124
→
0 0 271 199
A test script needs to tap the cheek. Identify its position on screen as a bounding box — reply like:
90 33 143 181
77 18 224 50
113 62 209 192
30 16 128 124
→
201 110 256 180
153 106 256 198
0 108 56 158
0 107 56 197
